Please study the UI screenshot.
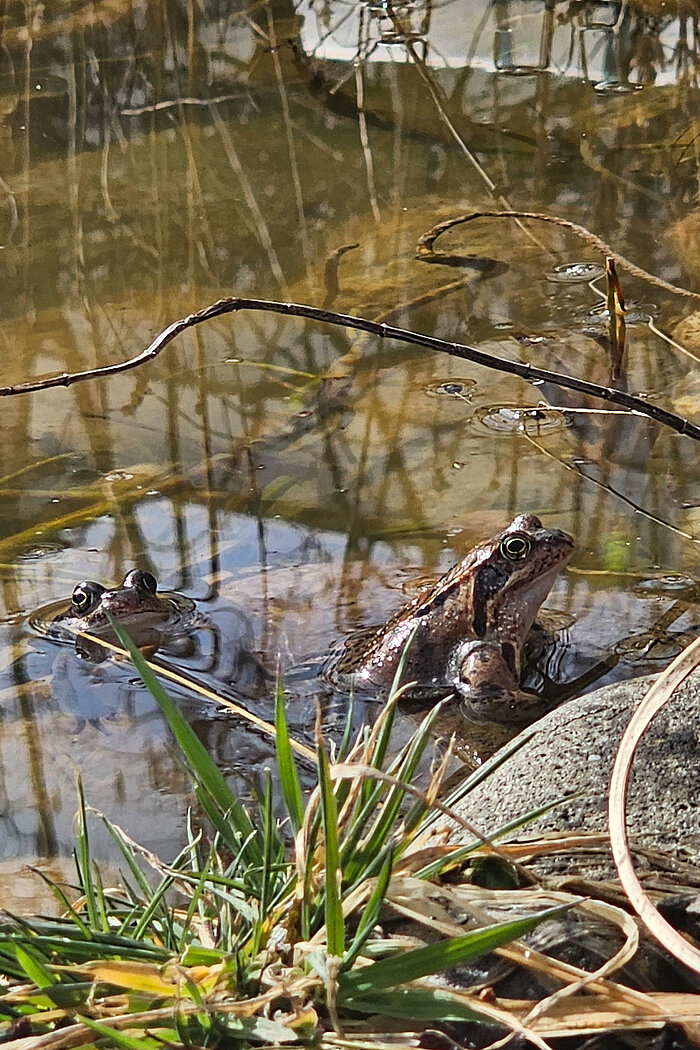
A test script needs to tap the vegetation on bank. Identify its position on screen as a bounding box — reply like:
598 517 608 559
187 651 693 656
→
2 626 700 1048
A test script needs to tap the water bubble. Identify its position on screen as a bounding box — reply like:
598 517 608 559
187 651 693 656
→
497 66 540 77
586 303 653 326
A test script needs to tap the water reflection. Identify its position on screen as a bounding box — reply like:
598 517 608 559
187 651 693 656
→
0 0 697 893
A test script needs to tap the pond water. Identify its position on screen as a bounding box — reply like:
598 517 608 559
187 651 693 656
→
0 0 699 905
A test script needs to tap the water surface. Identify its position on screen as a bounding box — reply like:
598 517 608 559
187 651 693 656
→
0 0 698 898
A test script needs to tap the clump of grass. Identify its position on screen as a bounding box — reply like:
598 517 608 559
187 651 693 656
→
3 624 694 1049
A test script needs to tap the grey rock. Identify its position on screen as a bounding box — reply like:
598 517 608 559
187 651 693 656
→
449 671 700 875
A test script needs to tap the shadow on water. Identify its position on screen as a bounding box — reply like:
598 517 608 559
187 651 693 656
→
0 0 698 890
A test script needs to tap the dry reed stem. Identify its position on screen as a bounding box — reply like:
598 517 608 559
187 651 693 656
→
609 635 700 977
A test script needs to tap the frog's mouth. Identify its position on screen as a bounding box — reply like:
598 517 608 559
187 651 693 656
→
480 558 570 656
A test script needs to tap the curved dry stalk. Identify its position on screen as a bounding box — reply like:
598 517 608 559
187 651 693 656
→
417 210 700 302
523 897 643 1029
609 635 700 975
3 296 699 441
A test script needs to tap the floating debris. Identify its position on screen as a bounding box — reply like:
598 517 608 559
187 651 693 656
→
593 80 641 93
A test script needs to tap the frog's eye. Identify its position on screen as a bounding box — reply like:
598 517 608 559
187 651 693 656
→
500 533 531 560
140 571 158 594
122 569 158 593
71 581 104 613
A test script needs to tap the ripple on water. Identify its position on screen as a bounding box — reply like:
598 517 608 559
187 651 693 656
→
546 261 605 283
632 574 698 597
475 404 569 435
593 80 641 94
16 542 66 561
426 379 477 399
585 303 654 326
496 65 541 77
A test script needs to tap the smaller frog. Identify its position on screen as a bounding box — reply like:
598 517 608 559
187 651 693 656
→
30 569 196 660
327 514 574 723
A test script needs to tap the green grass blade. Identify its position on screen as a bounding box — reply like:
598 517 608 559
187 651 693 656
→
131 874 177 944
80 1016 162 1048
337 691 356 762
178 848 215 956
342 847 393 971
100 820 153 899
274 668 304 835
338 985 484 1023
317 741 344 958
25 868 91 937
107 615 263 869
340 903 571 998
252 770 275 955
369 624 420 774
13 944 56 988
414 796 577 881
341 703 443 889
355 702 443 871
437 729 535 813
74 775 100 931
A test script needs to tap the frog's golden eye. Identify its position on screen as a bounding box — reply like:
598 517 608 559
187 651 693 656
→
500 533 531 560
71 581 104 613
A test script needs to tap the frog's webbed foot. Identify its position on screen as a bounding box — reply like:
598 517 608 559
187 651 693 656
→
452 640 554 726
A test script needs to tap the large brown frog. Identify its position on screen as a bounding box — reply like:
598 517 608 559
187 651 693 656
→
327 514 574 723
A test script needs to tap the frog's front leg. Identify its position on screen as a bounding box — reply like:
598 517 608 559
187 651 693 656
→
452 640 555 726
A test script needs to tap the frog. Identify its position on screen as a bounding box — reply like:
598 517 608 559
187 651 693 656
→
29 569 197 660
326 514 575 723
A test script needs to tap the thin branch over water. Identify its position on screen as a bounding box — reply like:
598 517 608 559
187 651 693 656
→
2 296 699 441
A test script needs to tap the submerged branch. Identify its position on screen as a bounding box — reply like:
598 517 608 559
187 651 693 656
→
3 296 699 441
417 211 700 302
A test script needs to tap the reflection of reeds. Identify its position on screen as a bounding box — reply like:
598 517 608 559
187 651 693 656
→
354 4 381 225
210 101 287 290
267 7 312 269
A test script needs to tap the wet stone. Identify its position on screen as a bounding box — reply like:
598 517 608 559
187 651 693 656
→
447 672 700 879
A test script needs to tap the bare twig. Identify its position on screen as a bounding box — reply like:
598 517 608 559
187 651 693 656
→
3 296 699 440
